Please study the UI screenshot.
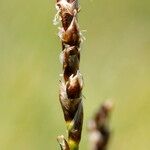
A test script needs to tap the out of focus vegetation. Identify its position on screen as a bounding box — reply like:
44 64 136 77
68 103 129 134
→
0 0 150 150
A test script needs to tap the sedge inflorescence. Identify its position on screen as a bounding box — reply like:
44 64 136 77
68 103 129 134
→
54 0 84 150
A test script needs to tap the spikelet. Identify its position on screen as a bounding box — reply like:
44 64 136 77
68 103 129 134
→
55 0 84 150
88 101 113 150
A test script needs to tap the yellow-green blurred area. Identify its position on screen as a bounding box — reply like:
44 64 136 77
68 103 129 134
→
0 0 150 149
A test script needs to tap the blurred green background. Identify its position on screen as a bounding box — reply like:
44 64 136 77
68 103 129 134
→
0 0 150 149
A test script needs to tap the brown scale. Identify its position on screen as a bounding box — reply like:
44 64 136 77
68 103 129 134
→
63 46 80 81
68 102 83 144
58 6 73 31
66 77 81 99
